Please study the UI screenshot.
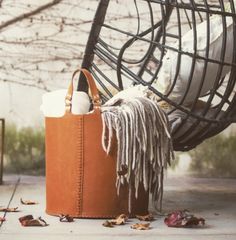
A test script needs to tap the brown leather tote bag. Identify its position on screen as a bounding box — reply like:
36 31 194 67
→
45 68 149 218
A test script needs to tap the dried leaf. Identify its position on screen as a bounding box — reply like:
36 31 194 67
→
38 217 49 226
19 215 49 227
20 198 38 205
110 218 125 225
0 217 6 222
59 215 74 222
118 214 129 221
164 210 205 228
102 214 128 227
0 207 19 212
110 214 128 225
136 213 154 221
19 215 34 222
102 220 114 228
22 219 42 227
131 223 150 230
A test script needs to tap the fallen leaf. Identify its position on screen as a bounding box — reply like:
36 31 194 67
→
59 215 74 222
0 217 6 222
164 210 205 228
102 214 128 227
102 220 114 228
131 223 150 230
38 217 49 226
19 215 33 222
21 219 43 227
136 213 154 221
19 215 49 227
110 214 128 225
20 198 38 205
0 207 19 212
118 214 129 221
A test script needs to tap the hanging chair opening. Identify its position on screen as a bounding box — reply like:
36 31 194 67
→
78 0 236 151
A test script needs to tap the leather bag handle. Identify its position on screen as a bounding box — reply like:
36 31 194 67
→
65 68 101 113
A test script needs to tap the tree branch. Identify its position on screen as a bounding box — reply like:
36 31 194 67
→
0 0 63 32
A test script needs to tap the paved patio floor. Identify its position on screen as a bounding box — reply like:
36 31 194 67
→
0 174 236 240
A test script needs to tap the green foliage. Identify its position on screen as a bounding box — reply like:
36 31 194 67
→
4 123 45 175
189 134 236 178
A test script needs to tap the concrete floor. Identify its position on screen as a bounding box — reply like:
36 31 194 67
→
0 174 236 240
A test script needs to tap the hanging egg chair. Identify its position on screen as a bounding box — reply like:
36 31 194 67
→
78 0 236 151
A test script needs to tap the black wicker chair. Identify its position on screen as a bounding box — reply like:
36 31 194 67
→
78 0 236 151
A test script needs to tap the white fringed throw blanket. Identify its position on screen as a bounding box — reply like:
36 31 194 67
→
101 96 174 210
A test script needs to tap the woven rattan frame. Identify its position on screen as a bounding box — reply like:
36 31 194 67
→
78 0 236 151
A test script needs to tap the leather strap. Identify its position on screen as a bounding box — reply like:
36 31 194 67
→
65 68 101 113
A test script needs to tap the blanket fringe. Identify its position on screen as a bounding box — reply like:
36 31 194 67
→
101 97 174 211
